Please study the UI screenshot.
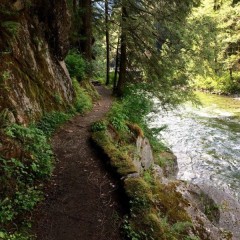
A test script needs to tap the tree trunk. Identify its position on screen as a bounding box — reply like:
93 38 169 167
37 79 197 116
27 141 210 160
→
116 5 127 96
73 0 77 12
229 68 233 81
213 0 220 75
105 0 110 85
78 0 92 61
113 37 120 92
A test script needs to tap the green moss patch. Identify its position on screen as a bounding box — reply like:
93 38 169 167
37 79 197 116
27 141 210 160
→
92 130 137 176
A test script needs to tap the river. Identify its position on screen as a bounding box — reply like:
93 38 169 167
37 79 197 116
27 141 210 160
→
149 92 240 201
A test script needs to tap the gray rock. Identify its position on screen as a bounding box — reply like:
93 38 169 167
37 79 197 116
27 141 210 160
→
198 184 240 240
159 151 179 178
152 164 169 184
6 110 16 124
163 180 240 239
152 164 164 180
165 181 230 239
125 173 140 179
133 136 154 174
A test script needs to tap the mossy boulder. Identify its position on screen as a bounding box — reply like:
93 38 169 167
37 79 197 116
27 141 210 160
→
133 136 154 173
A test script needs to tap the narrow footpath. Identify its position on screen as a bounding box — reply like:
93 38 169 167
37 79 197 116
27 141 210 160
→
33 86 124 240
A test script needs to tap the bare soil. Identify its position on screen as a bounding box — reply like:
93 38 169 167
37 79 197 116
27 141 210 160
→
33 86 125 240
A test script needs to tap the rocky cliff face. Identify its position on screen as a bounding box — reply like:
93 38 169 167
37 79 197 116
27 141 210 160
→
0 0 74 124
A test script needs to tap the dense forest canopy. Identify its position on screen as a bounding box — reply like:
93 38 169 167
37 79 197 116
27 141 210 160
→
67 0 240 103
183 0 240 94
67 0 201 105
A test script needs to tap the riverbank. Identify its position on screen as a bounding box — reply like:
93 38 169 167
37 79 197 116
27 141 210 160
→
193 89 240 97
195 91 240 116
92 92 240 239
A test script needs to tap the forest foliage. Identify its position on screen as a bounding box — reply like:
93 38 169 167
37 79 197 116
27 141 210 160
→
66 0 203 102
183 0 240 94
87 0 240 96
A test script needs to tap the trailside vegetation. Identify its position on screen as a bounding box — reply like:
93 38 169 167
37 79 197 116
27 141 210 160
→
0 69 96 239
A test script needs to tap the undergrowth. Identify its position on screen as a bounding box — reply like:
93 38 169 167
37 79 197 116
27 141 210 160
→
35 112 71 137
0 125 52 239
107 84 168 154
73 78 93 113
191 73 240 94
65 50 86 81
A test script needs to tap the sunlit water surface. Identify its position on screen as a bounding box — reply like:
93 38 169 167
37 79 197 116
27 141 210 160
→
149 92 240 201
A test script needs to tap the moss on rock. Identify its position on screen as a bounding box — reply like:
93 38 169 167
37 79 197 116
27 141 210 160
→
0 0 74 124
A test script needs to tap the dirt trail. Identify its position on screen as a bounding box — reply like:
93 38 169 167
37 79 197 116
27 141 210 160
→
33 86 124 240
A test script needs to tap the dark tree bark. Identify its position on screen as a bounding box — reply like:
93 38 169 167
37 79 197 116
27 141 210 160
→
78 0 92 61
73 0 77 12
213 0 220 75
113 37 120 92
116 5 127 96
229 68 233 81
105 0 110 85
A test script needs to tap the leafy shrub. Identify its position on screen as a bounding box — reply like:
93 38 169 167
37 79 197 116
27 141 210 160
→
73 79 93 113
192 73 240 94
215 73 240 94
0 197 15 223
15 188 42 212
91 120 107 132
122 217 141 240
0 231 30 240
122 85 153 125
0 123 54 237
1 21 20 36
65 50 86 81
107 102 128 132
0 186 42 224
5 124 53 177
36 111 71 137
